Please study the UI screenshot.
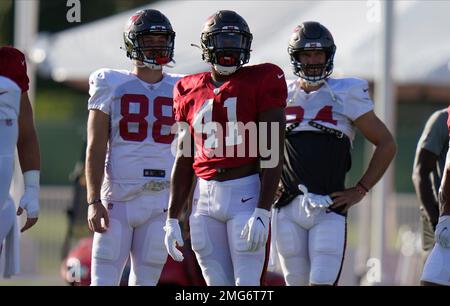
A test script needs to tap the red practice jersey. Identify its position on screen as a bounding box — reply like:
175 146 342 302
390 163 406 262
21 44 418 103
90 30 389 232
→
0 46 29 92
174 63 287 179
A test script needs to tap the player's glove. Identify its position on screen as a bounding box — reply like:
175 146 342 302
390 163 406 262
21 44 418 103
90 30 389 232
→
164 218 184 262
298 184 332 217
18 170 40 218
240 208 271 252
435 215 450 248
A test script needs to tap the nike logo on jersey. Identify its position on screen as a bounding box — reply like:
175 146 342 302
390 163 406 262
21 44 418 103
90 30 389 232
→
277 74 284 79
256 217 265 228
241 197 254 203
163 208 168 213
0 91 6 95
21 60 25 66
363 88 369 92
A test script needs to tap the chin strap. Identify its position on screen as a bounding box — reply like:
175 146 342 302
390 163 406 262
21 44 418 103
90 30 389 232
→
132 59 176 70
213 64 238 76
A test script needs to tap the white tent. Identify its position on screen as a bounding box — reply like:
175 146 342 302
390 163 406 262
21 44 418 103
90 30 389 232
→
32 0 450 84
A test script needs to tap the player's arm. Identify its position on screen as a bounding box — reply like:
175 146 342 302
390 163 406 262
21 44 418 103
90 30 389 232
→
440 157 450 216
17 92 40 172
257 107 286 211
240 107 286 252
435 149 450 248
331 111 397 212
412 148 440 228
164 122 194 261
16 92 41 232
168 123 195 218
85 109 109 233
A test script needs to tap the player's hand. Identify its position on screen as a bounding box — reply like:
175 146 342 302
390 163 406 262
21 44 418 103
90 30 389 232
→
240 208 271 252
87 202 109 233
435 215 450 248
17 170 40 232
330 186 365 213
164 218 184 262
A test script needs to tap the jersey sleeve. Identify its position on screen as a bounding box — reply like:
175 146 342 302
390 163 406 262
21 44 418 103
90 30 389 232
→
419 109 448 156
88 69 112 115
0 47 29 93
0 76 21 119
257 64 288 113
173 78 187 122
344 79 374 121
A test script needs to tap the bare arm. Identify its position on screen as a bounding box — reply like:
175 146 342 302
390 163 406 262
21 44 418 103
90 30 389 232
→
168 124 195 219
354 110 397 189
331 111 396 212
85 109 110 232
412 149 440 227
17 92 40 171
16 92 40 232
439 154 450 216
257 107 286 211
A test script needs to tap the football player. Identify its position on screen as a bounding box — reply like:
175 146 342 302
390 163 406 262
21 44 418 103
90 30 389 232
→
86 9 181 286
164 10 287 286
271 22 396 286
412 108 448 267
420 105 450 286
0 46 41 277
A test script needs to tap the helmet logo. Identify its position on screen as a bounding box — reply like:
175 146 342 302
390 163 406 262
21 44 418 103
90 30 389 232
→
222 26 240 31
150 25 167 30
305 42 322 48
127 13 142 30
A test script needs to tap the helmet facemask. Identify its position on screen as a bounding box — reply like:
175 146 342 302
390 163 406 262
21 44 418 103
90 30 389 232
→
289 46 335 86
125 30 175 70
201 29 252 75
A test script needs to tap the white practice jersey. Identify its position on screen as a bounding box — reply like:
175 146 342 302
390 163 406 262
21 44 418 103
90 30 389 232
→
88 68 182 201
0 76 21 120
285 77 373 141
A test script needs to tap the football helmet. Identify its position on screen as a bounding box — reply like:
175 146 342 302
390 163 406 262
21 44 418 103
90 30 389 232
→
288 21 336 84
123 9 175 70
200 10 252 75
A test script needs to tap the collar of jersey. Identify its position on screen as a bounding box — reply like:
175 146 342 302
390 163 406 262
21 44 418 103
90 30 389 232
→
204 72 231 93
131 72 167 91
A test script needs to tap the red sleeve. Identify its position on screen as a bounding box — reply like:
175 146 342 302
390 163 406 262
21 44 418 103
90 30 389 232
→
257 64 287 113
173 79 186 122
0 46 29 92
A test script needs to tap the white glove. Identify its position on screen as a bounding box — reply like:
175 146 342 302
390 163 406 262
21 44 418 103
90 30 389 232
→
298 184 332 218
308 193 333 209
163 218 184 262
240 208 271 252
19 170 40 218
435 215 450 248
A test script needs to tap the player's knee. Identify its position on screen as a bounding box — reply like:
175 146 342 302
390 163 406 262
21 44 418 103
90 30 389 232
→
279 257 309 286
90 264 121 286
284 272 309 286
310 257 340 285
129 264 162 286
201 260 233 286
235 275 259 286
